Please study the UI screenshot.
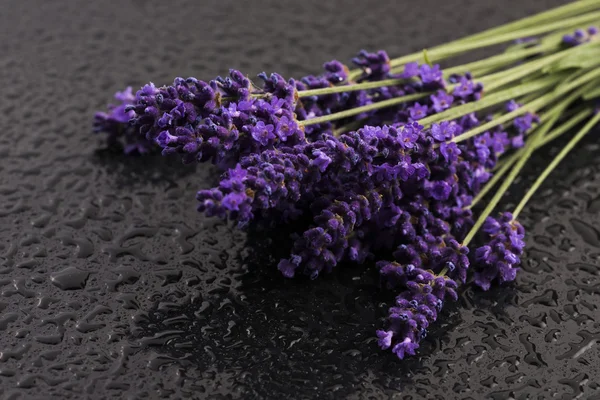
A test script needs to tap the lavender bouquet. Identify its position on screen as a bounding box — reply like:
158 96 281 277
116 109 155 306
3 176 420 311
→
93 0 600 360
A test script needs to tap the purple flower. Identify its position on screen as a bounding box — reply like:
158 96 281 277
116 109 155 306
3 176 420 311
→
505 100 520 112
431 90 454 113
93 86 155 153
562 25 599 46
478 131 509 155
196 147 313 225
312 149 332 172
409 102 428 120
275 116 299 141
514 113 539 134
352 50 391 81
453 76 474 98
419 64 443 85
393 337 420 359
258 72 297 105
398 123 421 148
95 51 534 364
323 60 349 83
250 121 276 146
474 143 491 164
429 180 452 201
460 112 479 130
113 69 306 167
215 69 252 100
511 134 524 148
401 62 419 79
440 142 461 162
278 257 300 278
430 121 458 141
376 330 394 349
221 192 248 211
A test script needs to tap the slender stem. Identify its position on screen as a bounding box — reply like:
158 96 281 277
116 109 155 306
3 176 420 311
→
538 108 594 145
406 39 554 80
470 155 518 209
419 74 563 127
512 112 600 220
492 108 591 172
490 108 594 190
299 92 431 126
452 96 552 144
479 42 596 92
496 24 579 56
298 41 557 99
452 68 600 144
444 41 556 77
333 119 365 136
462 122 546 247
469 100 579 209
517 92 543 107
448 51 542 78
273 33 596 108
332 84 547 138
583 85 600 100
460 77 595 242
298 78 408 97
300 72 561 127
431 11 600 63
348 1 600 80
320 66 596 140
453 1 600 43
387 8 600 68
301 37 566 99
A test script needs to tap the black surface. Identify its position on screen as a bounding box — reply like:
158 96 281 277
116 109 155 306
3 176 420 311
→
3 0 600 399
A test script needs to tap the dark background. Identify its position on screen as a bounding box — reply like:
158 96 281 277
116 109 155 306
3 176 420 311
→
1 0 600 399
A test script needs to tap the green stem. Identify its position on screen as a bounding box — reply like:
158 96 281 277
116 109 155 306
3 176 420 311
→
517 91 543 107
386 7 600 69
451 1 600 43
301 37 566 99
583 85 600 100
469 99 579 209
451 68 600 144
427 12 600 62
348 1 600 80
448 50 544 78
512 112 600 220
539 107 594 145
493 107 592 172
462 120 547 247
332 85 547 137
299 72 561 127
461 76 597 242
470 154 517 209
485 108 593 197
443 41 557 76
333 119 365 136
299 92 430 126
419 74 564 127
298 78 408 97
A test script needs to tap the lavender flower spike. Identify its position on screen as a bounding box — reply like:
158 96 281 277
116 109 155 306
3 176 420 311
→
376 263 458 359
473 212 525 291
93 87 154 154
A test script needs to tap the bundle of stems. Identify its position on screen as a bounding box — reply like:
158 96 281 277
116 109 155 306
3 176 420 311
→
93 0 600 359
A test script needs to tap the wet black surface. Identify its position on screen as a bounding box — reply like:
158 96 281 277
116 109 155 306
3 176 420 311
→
2 0 600 399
